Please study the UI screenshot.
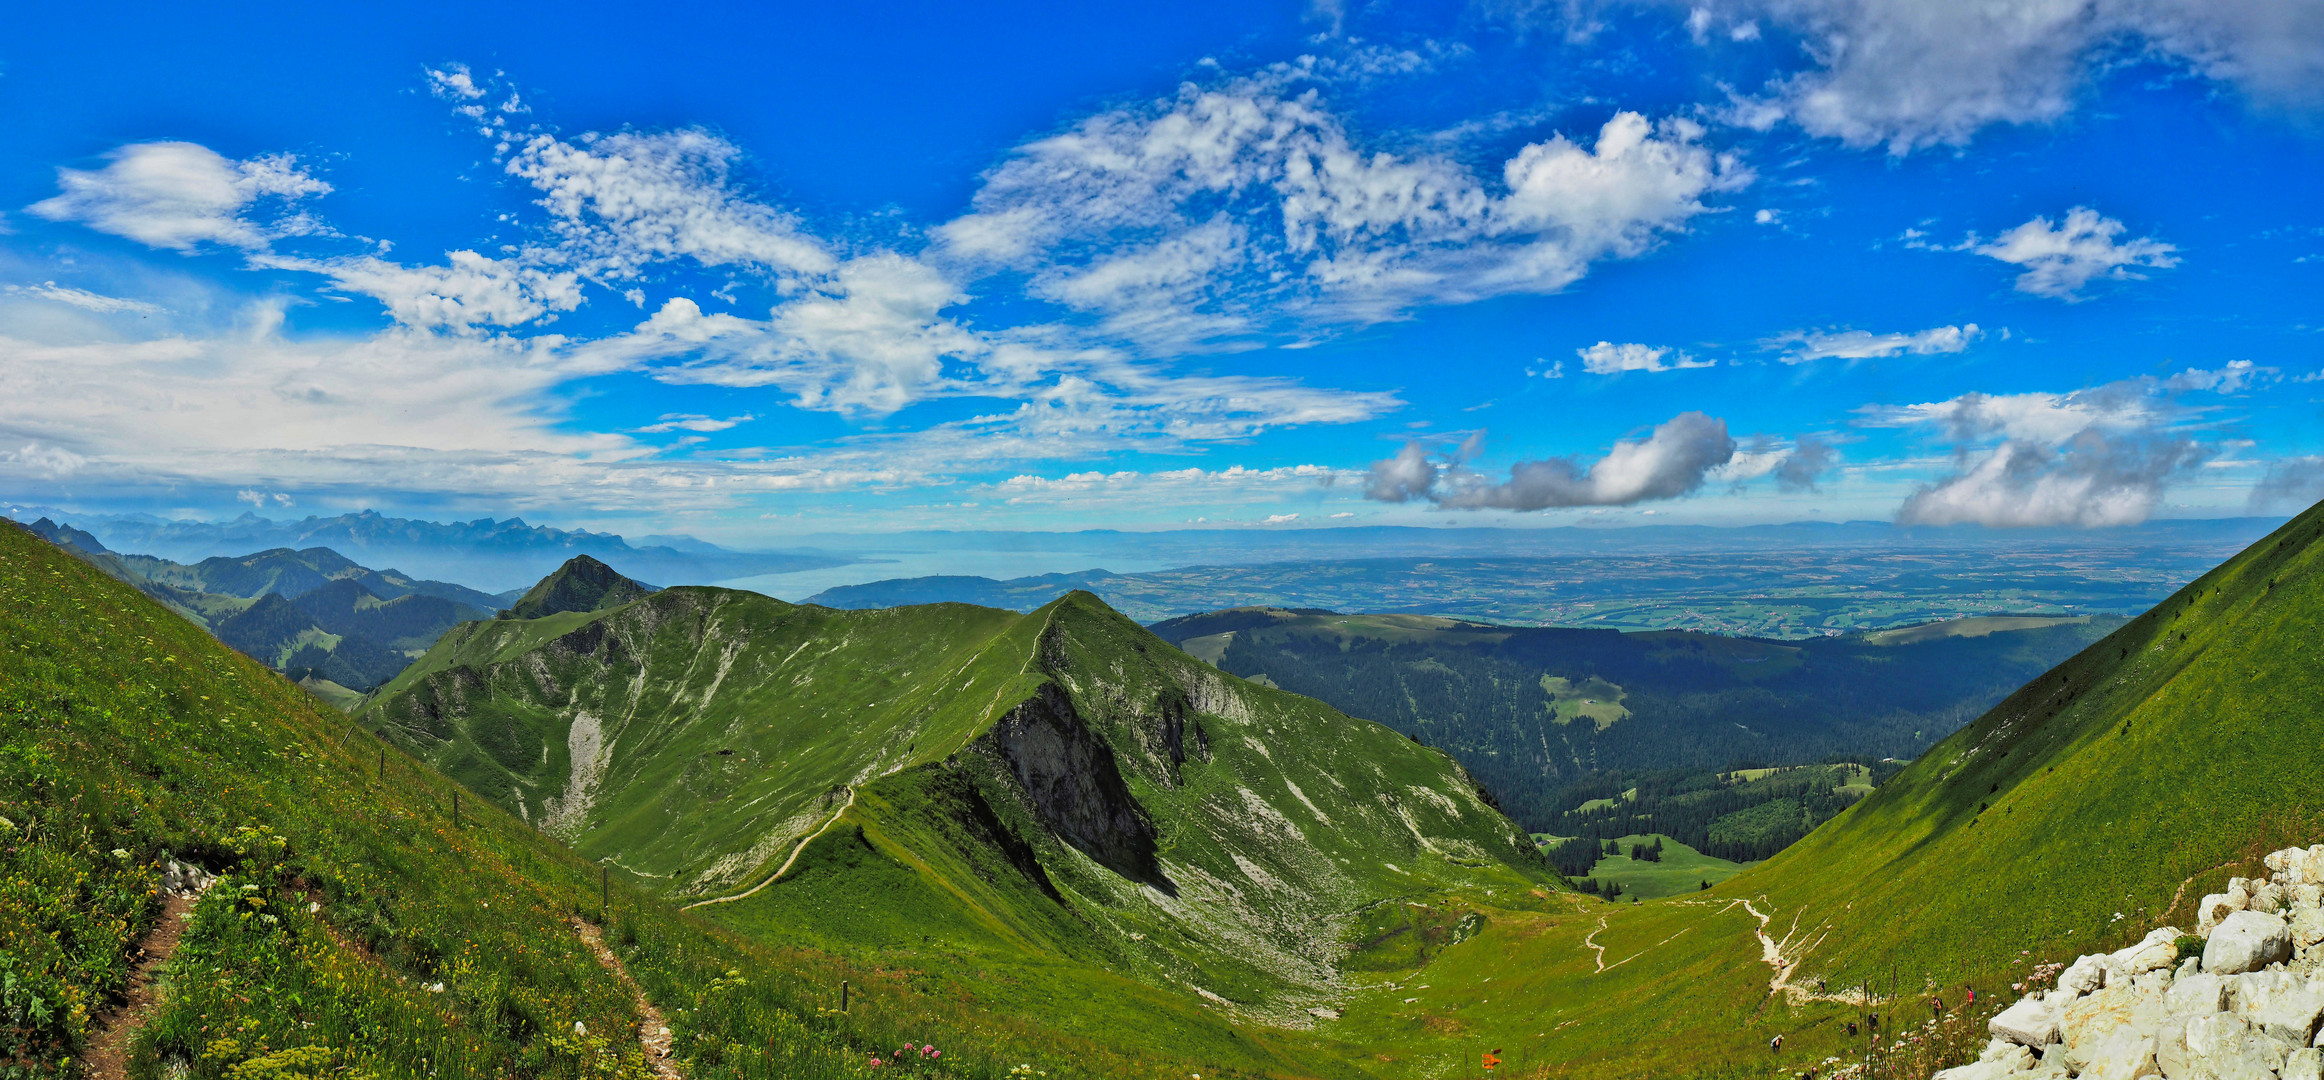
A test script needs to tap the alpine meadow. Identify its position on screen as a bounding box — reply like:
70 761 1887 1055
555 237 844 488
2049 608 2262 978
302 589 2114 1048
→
7 3 2324 1079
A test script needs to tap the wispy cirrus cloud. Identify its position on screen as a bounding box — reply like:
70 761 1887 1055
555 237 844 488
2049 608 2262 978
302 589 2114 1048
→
3 281 165 315
1767 323 1981 364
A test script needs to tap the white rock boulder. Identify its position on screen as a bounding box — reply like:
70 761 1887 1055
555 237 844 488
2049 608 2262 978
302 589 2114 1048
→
2228 968 2324 1044
2201 893 2248 935
2078 1024 2161 1080
2064 953 2114 996
2284 1047 2324 1080
2159 1013 2288 1080
2114 928 2187 977
2206 910 2294 975
2168 971 2231 1018
1993 993 2065 1048
2064 978 2168 1069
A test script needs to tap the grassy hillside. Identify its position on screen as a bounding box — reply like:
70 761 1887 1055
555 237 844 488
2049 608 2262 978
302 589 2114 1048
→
0 521 1417 1080
361 578 1551 1062
1297 500 2324 1079
1147 608 2114 838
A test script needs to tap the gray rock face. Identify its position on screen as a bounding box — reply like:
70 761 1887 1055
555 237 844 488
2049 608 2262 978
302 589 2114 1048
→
2206 910 2293 975
983 682 1169 889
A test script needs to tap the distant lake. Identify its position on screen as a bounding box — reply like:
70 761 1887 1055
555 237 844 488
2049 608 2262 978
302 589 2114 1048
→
715 546 1173 601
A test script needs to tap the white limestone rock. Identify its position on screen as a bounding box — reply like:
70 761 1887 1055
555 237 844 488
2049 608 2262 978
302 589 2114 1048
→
2206 910 2294 976
2253 882 2288 915
1934 1054 2040 1080
2291 906 2324 950
1978 1039 2036 1072
2159 1013 2287 1080
2285 1047 2324 1080
2168 971 2231 1018
2064 953 2114 996
2065 979 2168 1069
2229 968 2324 1045
2116 928 2189 977
1993 994 2064 1048
2201 893 2247 936
2078 1024 2161 1080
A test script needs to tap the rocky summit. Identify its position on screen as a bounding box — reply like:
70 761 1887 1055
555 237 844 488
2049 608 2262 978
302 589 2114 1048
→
1954 846 2324 1080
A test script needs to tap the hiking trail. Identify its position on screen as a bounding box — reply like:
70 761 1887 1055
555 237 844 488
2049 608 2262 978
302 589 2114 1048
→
82 884 208 1080
575 919 682 1080
684 785 855 910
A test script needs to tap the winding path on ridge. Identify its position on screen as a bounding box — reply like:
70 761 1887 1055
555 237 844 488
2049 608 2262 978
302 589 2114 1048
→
684 786 855 911
81 886 207 1080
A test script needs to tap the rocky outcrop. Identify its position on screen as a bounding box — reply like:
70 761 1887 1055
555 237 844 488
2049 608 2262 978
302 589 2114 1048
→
1945 846 2324 1080
978 682 1168 889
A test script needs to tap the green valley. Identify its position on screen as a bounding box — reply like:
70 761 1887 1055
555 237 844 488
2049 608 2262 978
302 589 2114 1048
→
1146 607 2106 846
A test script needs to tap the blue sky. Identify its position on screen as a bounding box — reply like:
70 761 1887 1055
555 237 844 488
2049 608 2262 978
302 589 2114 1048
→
3 0 2321 541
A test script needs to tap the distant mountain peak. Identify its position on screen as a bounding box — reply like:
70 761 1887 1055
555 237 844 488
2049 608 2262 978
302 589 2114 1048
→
502 555 656 620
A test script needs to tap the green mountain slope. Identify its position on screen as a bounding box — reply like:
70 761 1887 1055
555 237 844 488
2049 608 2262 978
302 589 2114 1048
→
361 581 1548 1034
1298 500 2324 1078
501 555 655 619
1148 607 2115 841
0 520 930 1080
5 513 1406 1080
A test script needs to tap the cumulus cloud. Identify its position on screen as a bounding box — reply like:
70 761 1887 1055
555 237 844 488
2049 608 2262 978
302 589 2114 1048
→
1632 0 2324 152
1973 208 2178 300
1897 433 2212 527
1713 434 1836 490
1868 380 2212 526
2250 456 2324 511
939 59 1748 346
1576 341 1715 374
27 142 330 251
1365 412 1738 510
3 281 164 315
1768 323 1980 364
266 250 584 332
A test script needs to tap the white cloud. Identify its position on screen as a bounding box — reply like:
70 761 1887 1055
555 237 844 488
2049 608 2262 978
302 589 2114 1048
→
1366 412 1738 510
939 61 1747 346
265 250 583 332
633 413 754 434
2165 360 2272 394
1576 340 1715 374
1263 513 1301 524
498 126 837 284
1896 434 2211 527
1711 434 1832 490
1768 323 1980 364
3 281 164 315
1659 0 2324 152
979 464 1347 507
1972 208 2178 300
28 142 330 251
1869 379 2211 526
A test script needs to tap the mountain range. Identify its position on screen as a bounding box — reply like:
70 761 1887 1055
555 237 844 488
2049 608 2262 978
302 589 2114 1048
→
5 507 850 592
8 500 2322 1078
20 520 500 697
